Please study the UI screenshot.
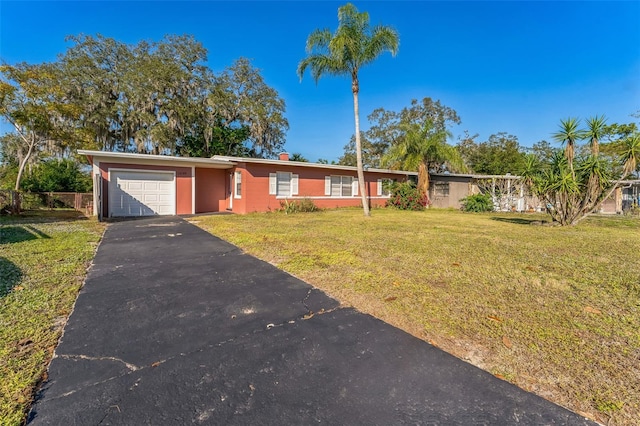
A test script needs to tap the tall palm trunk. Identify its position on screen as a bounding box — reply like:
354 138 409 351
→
352 77 370 217
417 161 430 204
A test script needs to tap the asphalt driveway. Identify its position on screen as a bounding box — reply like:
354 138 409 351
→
28 216 595 425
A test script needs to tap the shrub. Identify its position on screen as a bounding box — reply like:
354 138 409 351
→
460 193 494 212
280 198 320 214
624 202 640 217
21 159 92 193
385 182 429 211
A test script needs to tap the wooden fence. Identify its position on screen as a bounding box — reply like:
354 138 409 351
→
0 191 92 215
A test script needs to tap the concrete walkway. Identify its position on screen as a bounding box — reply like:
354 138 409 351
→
29 216 595 425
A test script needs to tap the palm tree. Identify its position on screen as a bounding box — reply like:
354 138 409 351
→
519 153 543 190
290 152 309 162
297 3 399 216
584 115 607 156
552 117 581 175
382 121 464 203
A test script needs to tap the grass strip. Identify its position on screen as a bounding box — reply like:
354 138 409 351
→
0 210 105 426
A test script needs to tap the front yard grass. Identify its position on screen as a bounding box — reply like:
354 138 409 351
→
192 208 640 425
0 210 105 426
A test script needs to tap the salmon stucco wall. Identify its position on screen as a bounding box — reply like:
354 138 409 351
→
195 168 227 213
99 162 193 217
231 163 406 214
230 165 248 213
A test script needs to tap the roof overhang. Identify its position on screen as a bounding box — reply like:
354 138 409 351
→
212 155 417 176
431 172 523 179
77 150 420 176
78 150 236 169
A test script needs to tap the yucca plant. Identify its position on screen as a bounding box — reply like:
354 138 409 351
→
584 114 607 156
528 117 638 226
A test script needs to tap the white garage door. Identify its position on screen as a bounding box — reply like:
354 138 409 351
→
109 170 176 217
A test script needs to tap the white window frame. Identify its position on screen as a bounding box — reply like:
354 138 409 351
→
269 172 299 197
377 178 393 197
234 171 242 199
325 175 358 197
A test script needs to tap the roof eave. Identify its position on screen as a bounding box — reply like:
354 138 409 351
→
211 155 417 176
77 150 236 169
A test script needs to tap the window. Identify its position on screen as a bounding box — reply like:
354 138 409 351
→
234 171 242 198
433 181 450 197
377 179 394 197
331 175 351 196
269 172 298 197
325 175 357 197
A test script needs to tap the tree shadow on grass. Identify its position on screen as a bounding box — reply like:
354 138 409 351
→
490 216 549 226
0 257 23 297
0 225 51 244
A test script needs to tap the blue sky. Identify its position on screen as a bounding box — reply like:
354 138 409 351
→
2 1 639 162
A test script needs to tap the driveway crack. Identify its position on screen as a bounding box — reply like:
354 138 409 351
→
302 288 313 313
44 307 347 404
57 354 140 371
301 287 342 319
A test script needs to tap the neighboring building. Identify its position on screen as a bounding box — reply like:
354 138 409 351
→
429 173 543 212
621 180 640 212
79 150 415 218
600 180 640 214
429 172 639 214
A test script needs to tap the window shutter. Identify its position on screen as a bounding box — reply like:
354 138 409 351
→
291 174 299 195
269 173 277 195
325 176 331 195
377 179 382 196
352 178 358 196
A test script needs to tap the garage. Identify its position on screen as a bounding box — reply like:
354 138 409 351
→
109 170 176 217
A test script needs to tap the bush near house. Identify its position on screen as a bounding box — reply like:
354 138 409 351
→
280 198 321 213
385 181 429 211
460 193 494 212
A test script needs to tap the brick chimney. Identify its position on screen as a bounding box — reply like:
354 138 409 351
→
279 152 290 161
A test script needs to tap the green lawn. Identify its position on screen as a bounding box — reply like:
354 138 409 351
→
192 208 640 425
0 210 105 426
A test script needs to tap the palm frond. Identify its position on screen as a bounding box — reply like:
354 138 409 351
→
297 55 344 83
620 133 640 176
298 2 399 86
584 114 607 156
552 117 581 170
305 29 333 53
552 117 581 145
363 26 400 63
576 155 611 189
